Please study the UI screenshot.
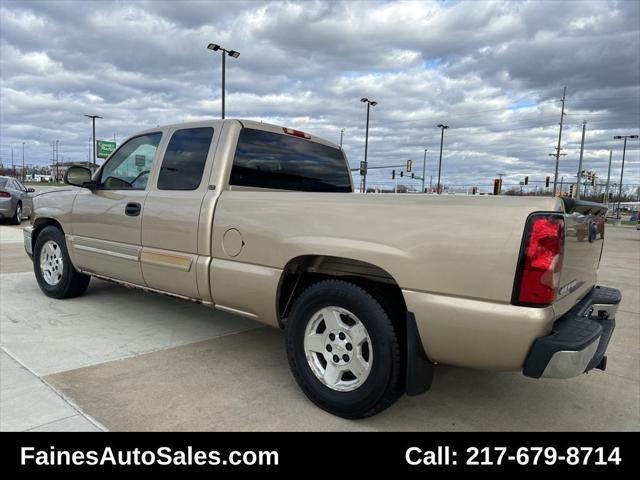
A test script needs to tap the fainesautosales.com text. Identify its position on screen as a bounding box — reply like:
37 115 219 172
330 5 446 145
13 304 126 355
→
20 446 279 467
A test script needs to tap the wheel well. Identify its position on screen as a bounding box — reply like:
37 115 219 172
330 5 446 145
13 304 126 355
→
278 255 410 391
31 218 64 250
278 256 408 329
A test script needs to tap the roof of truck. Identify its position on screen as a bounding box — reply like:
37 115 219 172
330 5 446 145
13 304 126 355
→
133 118 341 150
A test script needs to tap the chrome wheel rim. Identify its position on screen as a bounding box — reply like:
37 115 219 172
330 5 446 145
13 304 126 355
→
39 240 64 286
304 306 373 392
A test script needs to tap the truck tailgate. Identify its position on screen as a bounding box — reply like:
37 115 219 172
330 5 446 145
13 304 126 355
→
554 199 608 317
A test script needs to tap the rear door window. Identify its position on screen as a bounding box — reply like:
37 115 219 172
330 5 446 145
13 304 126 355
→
157 127 214 190
230 128 351 192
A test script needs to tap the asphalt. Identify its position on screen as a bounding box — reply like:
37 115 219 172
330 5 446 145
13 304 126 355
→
1 221 638 431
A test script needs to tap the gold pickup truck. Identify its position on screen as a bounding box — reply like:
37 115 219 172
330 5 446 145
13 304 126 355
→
24 119 621 418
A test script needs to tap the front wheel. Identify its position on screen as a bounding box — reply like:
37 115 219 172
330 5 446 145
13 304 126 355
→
33 226 90 299
285 280 403 418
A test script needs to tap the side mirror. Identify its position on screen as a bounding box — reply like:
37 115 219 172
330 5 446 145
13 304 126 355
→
27 188 35 193
64 166 94 189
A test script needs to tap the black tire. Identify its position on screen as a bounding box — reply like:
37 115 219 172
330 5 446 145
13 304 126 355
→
33 226 90 299
286 279 403 419
10 202 22 225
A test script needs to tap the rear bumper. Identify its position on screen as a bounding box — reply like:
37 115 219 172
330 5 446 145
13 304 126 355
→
522 286 620 379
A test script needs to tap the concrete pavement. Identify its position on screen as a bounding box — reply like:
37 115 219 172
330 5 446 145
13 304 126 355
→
1 221 639 431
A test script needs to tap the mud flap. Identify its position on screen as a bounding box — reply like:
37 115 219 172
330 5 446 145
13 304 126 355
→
405 312 435 396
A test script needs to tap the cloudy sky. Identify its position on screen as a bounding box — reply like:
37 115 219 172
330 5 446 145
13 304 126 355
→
1 0 639 192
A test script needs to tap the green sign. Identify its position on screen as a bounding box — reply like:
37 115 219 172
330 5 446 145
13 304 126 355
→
97 140 116 159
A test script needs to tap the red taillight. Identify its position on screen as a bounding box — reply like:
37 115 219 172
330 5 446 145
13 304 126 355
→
516 215 564 306
0 191 10 198
282 127 311 139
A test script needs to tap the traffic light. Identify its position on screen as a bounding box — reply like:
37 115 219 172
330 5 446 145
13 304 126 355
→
591 174 596 186
524 175 529 185
545 176 550 188
472 186 478 195
391 170 395 179
569 185 575 198
400 171 404 177
493 178 500 195
406 159 412 172
411 172 415 179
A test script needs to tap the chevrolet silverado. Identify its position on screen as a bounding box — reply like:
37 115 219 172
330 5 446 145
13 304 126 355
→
24 119 621 418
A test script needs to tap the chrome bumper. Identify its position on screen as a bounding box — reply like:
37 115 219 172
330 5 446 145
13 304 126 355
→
523 286 620 379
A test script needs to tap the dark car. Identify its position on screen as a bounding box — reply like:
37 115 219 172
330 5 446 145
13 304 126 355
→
0 176 34 224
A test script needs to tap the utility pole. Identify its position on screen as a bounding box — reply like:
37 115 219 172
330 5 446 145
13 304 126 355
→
552 86 567 196
340 129 345 148
421 149 427 193
560 176 564 195
604 150 612 205
613 134 639 219
11 146 14 177
22 142 25 181
576 120 587 200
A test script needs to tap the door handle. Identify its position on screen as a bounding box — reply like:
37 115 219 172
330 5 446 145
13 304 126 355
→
125 202 141 216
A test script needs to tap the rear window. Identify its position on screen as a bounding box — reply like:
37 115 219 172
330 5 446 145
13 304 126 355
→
230 128 351 192
158 127 214 190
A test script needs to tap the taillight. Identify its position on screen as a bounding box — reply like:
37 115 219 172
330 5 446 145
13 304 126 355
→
0 191 10 198
282 127 311 139
515 214 565 306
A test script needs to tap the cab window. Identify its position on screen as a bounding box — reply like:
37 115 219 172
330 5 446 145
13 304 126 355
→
99 133 162 189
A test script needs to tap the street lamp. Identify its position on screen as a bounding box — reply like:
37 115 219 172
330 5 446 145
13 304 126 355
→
422 148 428 193
436 124 449 194
207 43 240 119
84 114 103 167
360 98 377 193
613 134 639 219
22 142 25 181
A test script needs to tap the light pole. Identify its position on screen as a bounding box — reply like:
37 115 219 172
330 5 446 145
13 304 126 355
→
613 134 639 219
55 140 59 182
21 142 25 181
422 148 428 193
360 98 377 193
436 124 448 194
340 129 345 148
84 114 102 167
207 43 240 119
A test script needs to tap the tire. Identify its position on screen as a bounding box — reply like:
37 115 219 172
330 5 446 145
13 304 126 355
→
286 279 403 419
10 202 22 225
33 226 90 299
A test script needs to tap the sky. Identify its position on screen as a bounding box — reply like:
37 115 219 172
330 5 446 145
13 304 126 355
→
1 0 639 193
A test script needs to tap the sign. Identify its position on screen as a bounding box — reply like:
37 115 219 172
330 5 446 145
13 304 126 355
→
97 140 117 159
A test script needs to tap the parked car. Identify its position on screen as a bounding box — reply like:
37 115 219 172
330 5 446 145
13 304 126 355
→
23 120 621 418
0 176 34 224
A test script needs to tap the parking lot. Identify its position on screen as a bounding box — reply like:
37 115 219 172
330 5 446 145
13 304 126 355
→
1 222 638 432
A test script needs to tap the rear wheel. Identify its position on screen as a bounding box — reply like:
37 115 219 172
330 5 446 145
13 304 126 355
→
33 226 90 299
10 202 21 225
285 280 403 418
